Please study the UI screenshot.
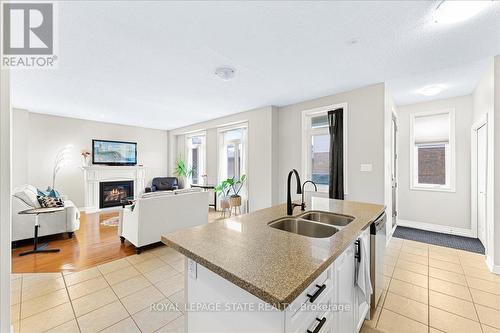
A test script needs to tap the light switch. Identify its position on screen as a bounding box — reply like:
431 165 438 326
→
187 258 197 279
360 164 372 172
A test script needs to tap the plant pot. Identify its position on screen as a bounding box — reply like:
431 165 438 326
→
229 195 241 207
220 196 231 209
177 176 190 189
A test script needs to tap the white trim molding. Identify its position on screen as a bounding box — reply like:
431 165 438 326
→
301 103 348 195
409 108 456 193
470 114 488 241
397 219 475 238
486 255 500 275
82 165 146 213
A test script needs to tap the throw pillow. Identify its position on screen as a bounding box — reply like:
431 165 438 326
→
38 196 64 208
13 185 41 208
37 188 50 197
48 189 61 198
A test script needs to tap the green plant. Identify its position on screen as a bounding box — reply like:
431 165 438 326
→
215 175 247 197
215 179 230 197
174 158 193 178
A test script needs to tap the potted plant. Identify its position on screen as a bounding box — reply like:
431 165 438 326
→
226 175 247 209
173 158 193 189
215 179 231 212
215 175 247 215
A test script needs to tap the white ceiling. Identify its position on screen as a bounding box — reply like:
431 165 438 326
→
11 1 500 130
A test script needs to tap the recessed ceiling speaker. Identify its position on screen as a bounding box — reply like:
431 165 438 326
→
215 67 236 81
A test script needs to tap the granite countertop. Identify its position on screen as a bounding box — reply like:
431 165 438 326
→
161 197 385 310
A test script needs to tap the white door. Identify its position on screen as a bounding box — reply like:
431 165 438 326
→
477 124 487 245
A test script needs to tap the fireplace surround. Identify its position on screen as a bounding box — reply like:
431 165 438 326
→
82 166 145 212
99 180 134 209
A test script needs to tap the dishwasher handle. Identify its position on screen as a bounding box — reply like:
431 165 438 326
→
370 212 386 234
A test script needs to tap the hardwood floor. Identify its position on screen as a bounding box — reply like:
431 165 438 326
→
11 212 135 274
12 208 224 273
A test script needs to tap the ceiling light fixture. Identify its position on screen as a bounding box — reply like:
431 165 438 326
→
417 84 446 96
434 0 492 24
215 67 236 81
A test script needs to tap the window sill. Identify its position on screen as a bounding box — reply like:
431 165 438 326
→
410 186 455 193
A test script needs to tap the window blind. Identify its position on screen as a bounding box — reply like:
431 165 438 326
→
414 112 450 144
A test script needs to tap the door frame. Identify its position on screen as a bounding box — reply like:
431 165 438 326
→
471 114 488 241
390 110 398 237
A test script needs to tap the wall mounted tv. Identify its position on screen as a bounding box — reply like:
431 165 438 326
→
92 140 137 166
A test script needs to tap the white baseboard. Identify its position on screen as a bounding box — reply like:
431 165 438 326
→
486 255 500 274
397 219 475 238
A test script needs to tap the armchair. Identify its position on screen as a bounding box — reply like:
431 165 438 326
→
151 177 178 192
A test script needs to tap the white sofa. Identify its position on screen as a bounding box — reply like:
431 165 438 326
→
12 185 81 242
120 188 209 253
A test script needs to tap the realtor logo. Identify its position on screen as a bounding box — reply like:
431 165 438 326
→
2 2 58 68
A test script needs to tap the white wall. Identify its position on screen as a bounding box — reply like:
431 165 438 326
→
277 83 387 205
168 106 279 212
13 110 168 208
472 60 495 267
1 69 12 333
397 95 473 232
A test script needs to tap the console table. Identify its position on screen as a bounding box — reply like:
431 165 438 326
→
191 184 217 211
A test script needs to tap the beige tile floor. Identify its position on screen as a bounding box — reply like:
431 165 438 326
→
361 237 500 333
10 246 186 333
11 237 500 333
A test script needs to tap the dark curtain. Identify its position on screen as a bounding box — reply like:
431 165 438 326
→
328 108 344 199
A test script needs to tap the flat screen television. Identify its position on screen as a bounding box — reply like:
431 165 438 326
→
92 139 137 166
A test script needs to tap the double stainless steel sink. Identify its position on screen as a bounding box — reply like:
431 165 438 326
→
268 211 355 238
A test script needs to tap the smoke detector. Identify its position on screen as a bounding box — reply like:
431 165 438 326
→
215 67 236 81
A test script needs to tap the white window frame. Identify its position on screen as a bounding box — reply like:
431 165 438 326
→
409 108 455 192
217 122 248 183
217 122 249 211
301 103 348 194
186 131 206 185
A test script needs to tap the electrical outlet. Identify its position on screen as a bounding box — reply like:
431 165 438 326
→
187 258 197 279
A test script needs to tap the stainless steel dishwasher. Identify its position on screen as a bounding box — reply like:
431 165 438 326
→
370 211 386 314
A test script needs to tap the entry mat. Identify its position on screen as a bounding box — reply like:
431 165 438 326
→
393 226 485 254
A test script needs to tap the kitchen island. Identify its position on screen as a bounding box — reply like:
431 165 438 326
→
162 197 385 333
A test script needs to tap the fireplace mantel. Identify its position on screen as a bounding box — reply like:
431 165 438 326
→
82 165 146 213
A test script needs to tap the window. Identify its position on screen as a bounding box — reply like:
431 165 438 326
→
410 109 455 191
219 127 246 181
218 124 248 211
186 133 205 185
302 104 347 192
311 134 330 185
226 140 242 179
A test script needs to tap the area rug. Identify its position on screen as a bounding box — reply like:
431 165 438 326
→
100 215 120 227
393 226 485 254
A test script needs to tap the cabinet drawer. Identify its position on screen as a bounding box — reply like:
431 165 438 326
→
289 268 331 315
296 310 333 333
288 285 333 333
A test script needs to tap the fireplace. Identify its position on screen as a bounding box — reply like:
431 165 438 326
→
99 180 134 209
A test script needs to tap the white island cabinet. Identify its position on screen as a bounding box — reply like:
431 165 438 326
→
185 229 370 333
